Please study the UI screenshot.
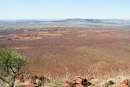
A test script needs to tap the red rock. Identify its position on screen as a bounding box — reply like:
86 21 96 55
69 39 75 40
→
84 82 92 87
97 78 103 83
73 76 83 84
75 84 84 87
16 74 45 87
64 81 74 87
87 77 94 81
106 80 115 86
113 83 127 87
81 78 88 85
81 78 92 86
24 85 35 87
121 79 130 86
39 75 44 80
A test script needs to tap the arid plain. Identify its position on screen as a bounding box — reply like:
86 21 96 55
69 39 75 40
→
0 26 130 77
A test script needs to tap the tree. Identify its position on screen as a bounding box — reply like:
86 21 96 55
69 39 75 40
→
0 49 27 87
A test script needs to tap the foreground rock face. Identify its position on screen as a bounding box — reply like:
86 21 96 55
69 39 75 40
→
121 79 130 86
64 76 130 87
113 79 130 87
12 74 130 87
24 85 36 87
106 80 115 86
64 81 74 87
15 74 49 87
64 76 92 87
113 83 128 87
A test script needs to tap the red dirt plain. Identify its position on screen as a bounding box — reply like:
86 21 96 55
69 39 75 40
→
0 27 130 77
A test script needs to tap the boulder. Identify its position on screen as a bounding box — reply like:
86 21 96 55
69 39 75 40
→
64 81 74 87
113 83 127 87
73 76 83 84
106 80 115 86
15 74 46 87
24 84 35 87
121 79 130 86
75 84 84 87
65 76 92 87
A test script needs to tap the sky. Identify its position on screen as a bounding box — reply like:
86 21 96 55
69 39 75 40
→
0 0 130 20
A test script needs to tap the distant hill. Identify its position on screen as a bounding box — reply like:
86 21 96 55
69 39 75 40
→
52 19 130 24
0 19 130 30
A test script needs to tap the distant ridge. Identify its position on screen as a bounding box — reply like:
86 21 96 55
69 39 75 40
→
0 19 130 30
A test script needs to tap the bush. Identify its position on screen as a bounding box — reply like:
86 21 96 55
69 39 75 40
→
0 48 27 87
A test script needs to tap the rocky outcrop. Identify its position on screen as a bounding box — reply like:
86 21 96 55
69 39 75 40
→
15 74 49 87
64 76 92 87
113 79 130 87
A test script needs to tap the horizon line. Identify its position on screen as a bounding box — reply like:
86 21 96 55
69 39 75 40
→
0 18 130 21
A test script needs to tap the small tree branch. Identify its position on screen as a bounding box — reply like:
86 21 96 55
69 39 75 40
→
10 66 16 74
0 76 10 86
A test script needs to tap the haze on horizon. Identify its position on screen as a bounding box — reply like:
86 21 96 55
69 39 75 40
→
0 0 130 20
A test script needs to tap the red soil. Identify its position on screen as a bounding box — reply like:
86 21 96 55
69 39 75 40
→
0 28 130 76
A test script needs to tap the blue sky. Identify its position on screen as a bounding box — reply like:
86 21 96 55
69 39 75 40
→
0 0 130 20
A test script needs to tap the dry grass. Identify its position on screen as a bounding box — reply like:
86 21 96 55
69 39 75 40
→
43 78 64 87
0 80 7 87
88 68 130 87
0 69 130 87
42 69 130 87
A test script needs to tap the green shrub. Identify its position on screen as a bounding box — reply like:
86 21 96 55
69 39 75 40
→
0 49 27 87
